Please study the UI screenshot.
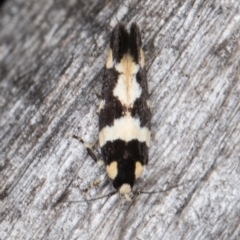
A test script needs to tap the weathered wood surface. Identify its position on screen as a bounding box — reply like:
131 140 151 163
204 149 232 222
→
0 0 240 239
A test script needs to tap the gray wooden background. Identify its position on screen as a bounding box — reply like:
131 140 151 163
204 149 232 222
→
0 0 240 239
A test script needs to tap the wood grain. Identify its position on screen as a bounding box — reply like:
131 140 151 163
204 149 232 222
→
0 0 240 239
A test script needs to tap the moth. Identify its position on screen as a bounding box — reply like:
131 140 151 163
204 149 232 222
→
72 23 151 201
97 23 151 200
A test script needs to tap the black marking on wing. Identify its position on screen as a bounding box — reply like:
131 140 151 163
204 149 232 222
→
99 68 124 130
101 139 149 166
131 99 151 128
110 23 142 65
110 23 129 63
129 22 142 64
132 67 151 128
101 139 149 189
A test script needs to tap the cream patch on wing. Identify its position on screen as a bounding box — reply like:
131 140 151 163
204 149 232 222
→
106 161 118 179
97 99 105 113
135 161 144 179
113 54 141 107
106 49 113 69
146 100 151 109
99 115 150 147
140 48 145 68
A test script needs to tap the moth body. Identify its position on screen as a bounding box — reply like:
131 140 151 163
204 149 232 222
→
99 23 151 196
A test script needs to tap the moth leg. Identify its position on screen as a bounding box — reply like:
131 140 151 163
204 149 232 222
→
93 89 105 114
70 134 106 193
124 194 132 202
93 88 102 99
71 135 104 167
82 173 106 195
118 192 132 202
